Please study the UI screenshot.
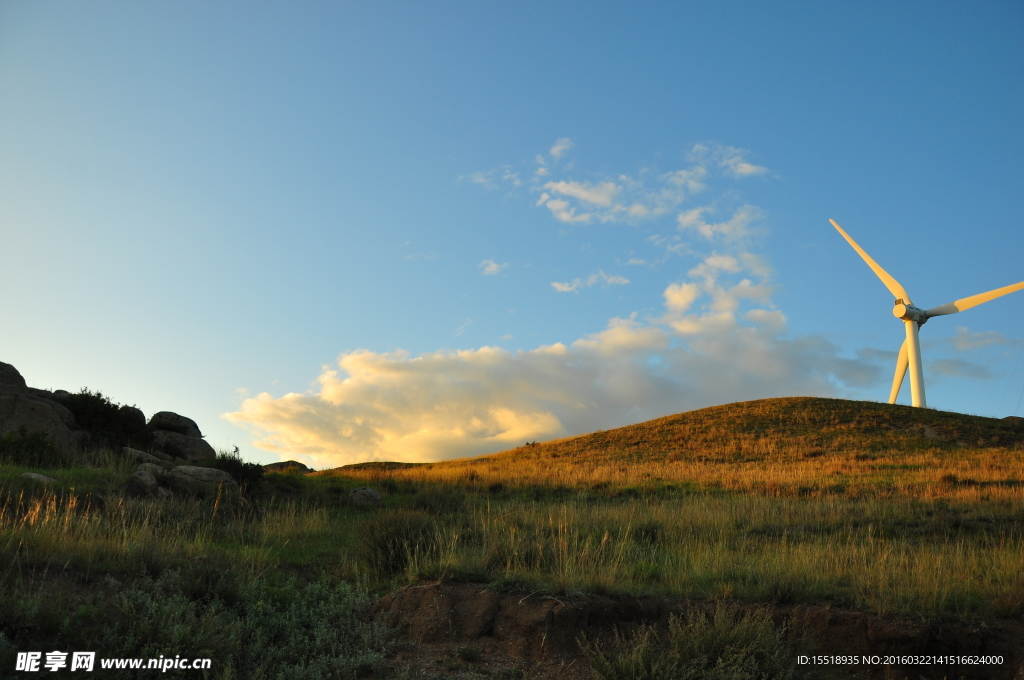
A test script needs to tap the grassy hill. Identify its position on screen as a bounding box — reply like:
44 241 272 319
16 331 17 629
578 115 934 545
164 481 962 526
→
333 397 1024 500
2 396 1023 677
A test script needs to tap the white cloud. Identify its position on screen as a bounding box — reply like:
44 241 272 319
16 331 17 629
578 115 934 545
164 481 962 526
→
542 198 593 223
950 326 1012 351
550 137 574 159
544 180 620 207
470 141 771 232
688 143 770 178
480 259 508 275
677 204 764 240
551 270 631 293
225 252 882 468
465 170 494 189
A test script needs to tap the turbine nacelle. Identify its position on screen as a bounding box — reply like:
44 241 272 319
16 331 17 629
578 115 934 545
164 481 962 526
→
892 300 927 325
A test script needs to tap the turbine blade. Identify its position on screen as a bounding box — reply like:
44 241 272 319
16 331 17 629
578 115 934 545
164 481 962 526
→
925 280 1024 317
830 219 913 305
888 339 909 404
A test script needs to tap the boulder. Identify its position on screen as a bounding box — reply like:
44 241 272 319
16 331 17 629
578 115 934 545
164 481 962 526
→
43 399 78 430
0 362 28 395
164 465 238 497
151 430 216 461
168 465 237 485
20 472 57 485
126 470 159 496
148 412 202 438
0 362 78 456
123 447 172 466
348 487 382 507
119 406 147 432
135 463 165 476
0 394 78 457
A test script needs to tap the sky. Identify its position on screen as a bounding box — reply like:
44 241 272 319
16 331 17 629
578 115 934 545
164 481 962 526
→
2 1 1023 469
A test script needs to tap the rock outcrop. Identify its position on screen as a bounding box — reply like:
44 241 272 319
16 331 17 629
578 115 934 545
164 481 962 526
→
163 465 238 497
149 411 203 438
123 447 176 467
151 430 216 462
0 362 79 457
1 361 221 468
147 411 215 462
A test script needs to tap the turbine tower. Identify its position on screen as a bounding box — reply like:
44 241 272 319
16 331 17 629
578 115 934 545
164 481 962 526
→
830 219 1024 408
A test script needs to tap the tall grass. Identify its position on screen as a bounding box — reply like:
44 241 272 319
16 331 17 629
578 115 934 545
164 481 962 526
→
355 493 1024 618
580 604 802 680
0 486 393 678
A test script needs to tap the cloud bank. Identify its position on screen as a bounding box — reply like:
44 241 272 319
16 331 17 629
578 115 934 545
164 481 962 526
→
225 251 880 469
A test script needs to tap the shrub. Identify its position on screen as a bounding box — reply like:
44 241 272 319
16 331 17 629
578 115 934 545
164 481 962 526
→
580 604 801 680
357 509 437 579
0 427 67 468
207 448 264 495
54 389 152 450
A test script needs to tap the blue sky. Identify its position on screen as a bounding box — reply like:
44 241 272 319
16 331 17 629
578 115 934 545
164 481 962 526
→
2 2 1023 467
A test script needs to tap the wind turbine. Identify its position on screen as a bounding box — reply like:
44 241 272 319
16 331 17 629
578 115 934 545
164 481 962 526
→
830 219 1024 408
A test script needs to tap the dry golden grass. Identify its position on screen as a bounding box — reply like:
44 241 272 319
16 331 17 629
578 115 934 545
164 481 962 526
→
325 397 1024 501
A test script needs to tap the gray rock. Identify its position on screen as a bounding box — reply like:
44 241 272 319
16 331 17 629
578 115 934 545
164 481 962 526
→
164 465 237 498
168 465 237 485
0 393 78 456
148 412 202 438
135 463 165 476
123 447 171 465
119 406 146 432
27 387 54 400
348 487 382 507
53 389 72 400
151 430 216 461
153 486 173 500
0 362 28 395
20 472 57 485
44 399 78 430
126 470 158 496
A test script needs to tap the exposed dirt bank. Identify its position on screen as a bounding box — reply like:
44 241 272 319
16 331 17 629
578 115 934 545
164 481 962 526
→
374 583 1024 680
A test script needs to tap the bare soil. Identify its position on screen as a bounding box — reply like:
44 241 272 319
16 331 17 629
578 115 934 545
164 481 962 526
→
373 582 1024 680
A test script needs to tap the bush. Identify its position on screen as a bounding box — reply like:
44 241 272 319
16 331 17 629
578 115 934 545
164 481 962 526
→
231 578 392 679
207 448 264 494
0 427 67 467
54 389 152 450
580 604 801 680
357 509 437 578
